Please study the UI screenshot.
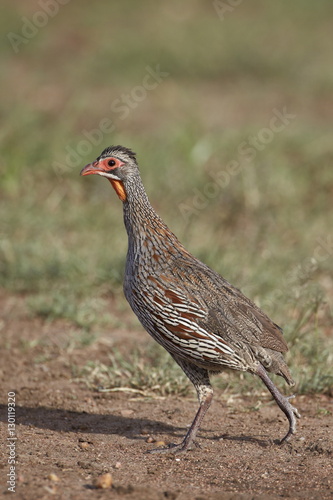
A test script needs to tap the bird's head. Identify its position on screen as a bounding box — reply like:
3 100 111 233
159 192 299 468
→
80 145 139 201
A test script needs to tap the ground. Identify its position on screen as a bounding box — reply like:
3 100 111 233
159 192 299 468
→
1 292 332 500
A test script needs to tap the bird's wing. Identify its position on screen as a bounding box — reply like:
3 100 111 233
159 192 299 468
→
164 256 288 354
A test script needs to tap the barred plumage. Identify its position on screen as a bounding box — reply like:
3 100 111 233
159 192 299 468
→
81 145 300 453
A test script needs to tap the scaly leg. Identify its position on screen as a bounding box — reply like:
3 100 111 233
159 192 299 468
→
256 363 301 443
147 356 213 454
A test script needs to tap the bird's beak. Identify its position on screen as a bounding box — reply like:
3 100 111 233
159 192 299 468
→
80 161 101 176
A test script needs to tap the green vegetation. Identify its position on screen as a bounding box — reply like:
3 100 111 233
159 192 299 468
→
1 0 332 396
76 346 191 398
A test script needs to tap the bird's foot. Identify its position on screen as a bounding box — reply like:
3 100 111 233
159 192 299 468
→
255 365 301 445
279 395 301 444
146 439 199 455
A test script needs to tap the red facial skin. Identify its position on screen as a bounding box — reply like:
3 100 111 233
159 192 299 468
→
80 157 127 201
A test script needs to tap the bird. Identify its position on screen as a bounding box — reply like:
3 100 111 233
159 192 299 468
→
80 145 300 453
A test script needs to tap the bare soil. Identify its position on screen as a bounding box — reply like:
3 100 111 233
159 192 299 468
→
1 292 332 500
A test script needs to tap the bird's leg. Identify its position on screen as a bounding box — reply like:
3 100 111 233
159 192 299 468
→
147 357 213 454
148 391 213 455
255 363 301 443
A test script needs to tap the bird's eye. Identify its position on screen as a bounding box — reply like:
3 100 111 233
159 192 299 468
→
108 159 116 167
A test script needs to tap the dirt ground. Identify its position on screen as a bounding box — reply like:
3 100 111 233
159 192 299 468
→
1 292 332 500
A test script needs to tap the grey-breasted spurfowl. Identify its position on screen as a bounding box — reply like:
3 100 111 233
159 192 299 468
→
80 145 300 453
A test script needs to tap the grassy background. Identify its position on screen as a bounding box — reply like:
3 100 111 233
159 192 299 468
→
1 0 332 395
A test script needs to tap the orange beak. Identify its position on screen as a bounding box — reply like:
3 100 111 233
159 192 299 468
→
80 161 102 176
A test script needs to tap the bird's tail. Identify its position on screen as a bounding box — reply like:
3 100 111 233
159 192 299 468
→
278 363 295 386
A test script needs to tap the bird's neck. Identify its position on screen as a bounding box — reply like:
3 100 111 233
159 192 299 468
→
123 176 159 237
121 175 181 258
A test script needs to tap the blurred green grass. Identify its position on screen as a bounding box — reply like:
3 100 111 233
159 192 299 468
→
0 0 332 395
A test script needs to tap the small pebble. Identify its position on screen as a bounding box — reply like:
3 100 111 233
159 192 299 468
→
115 462 122 469
79 441 90 450
146 436 156 443
44 485 58 495
47 473 60 482
155 441 166 447
120 409 134 417
93 472 112 489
